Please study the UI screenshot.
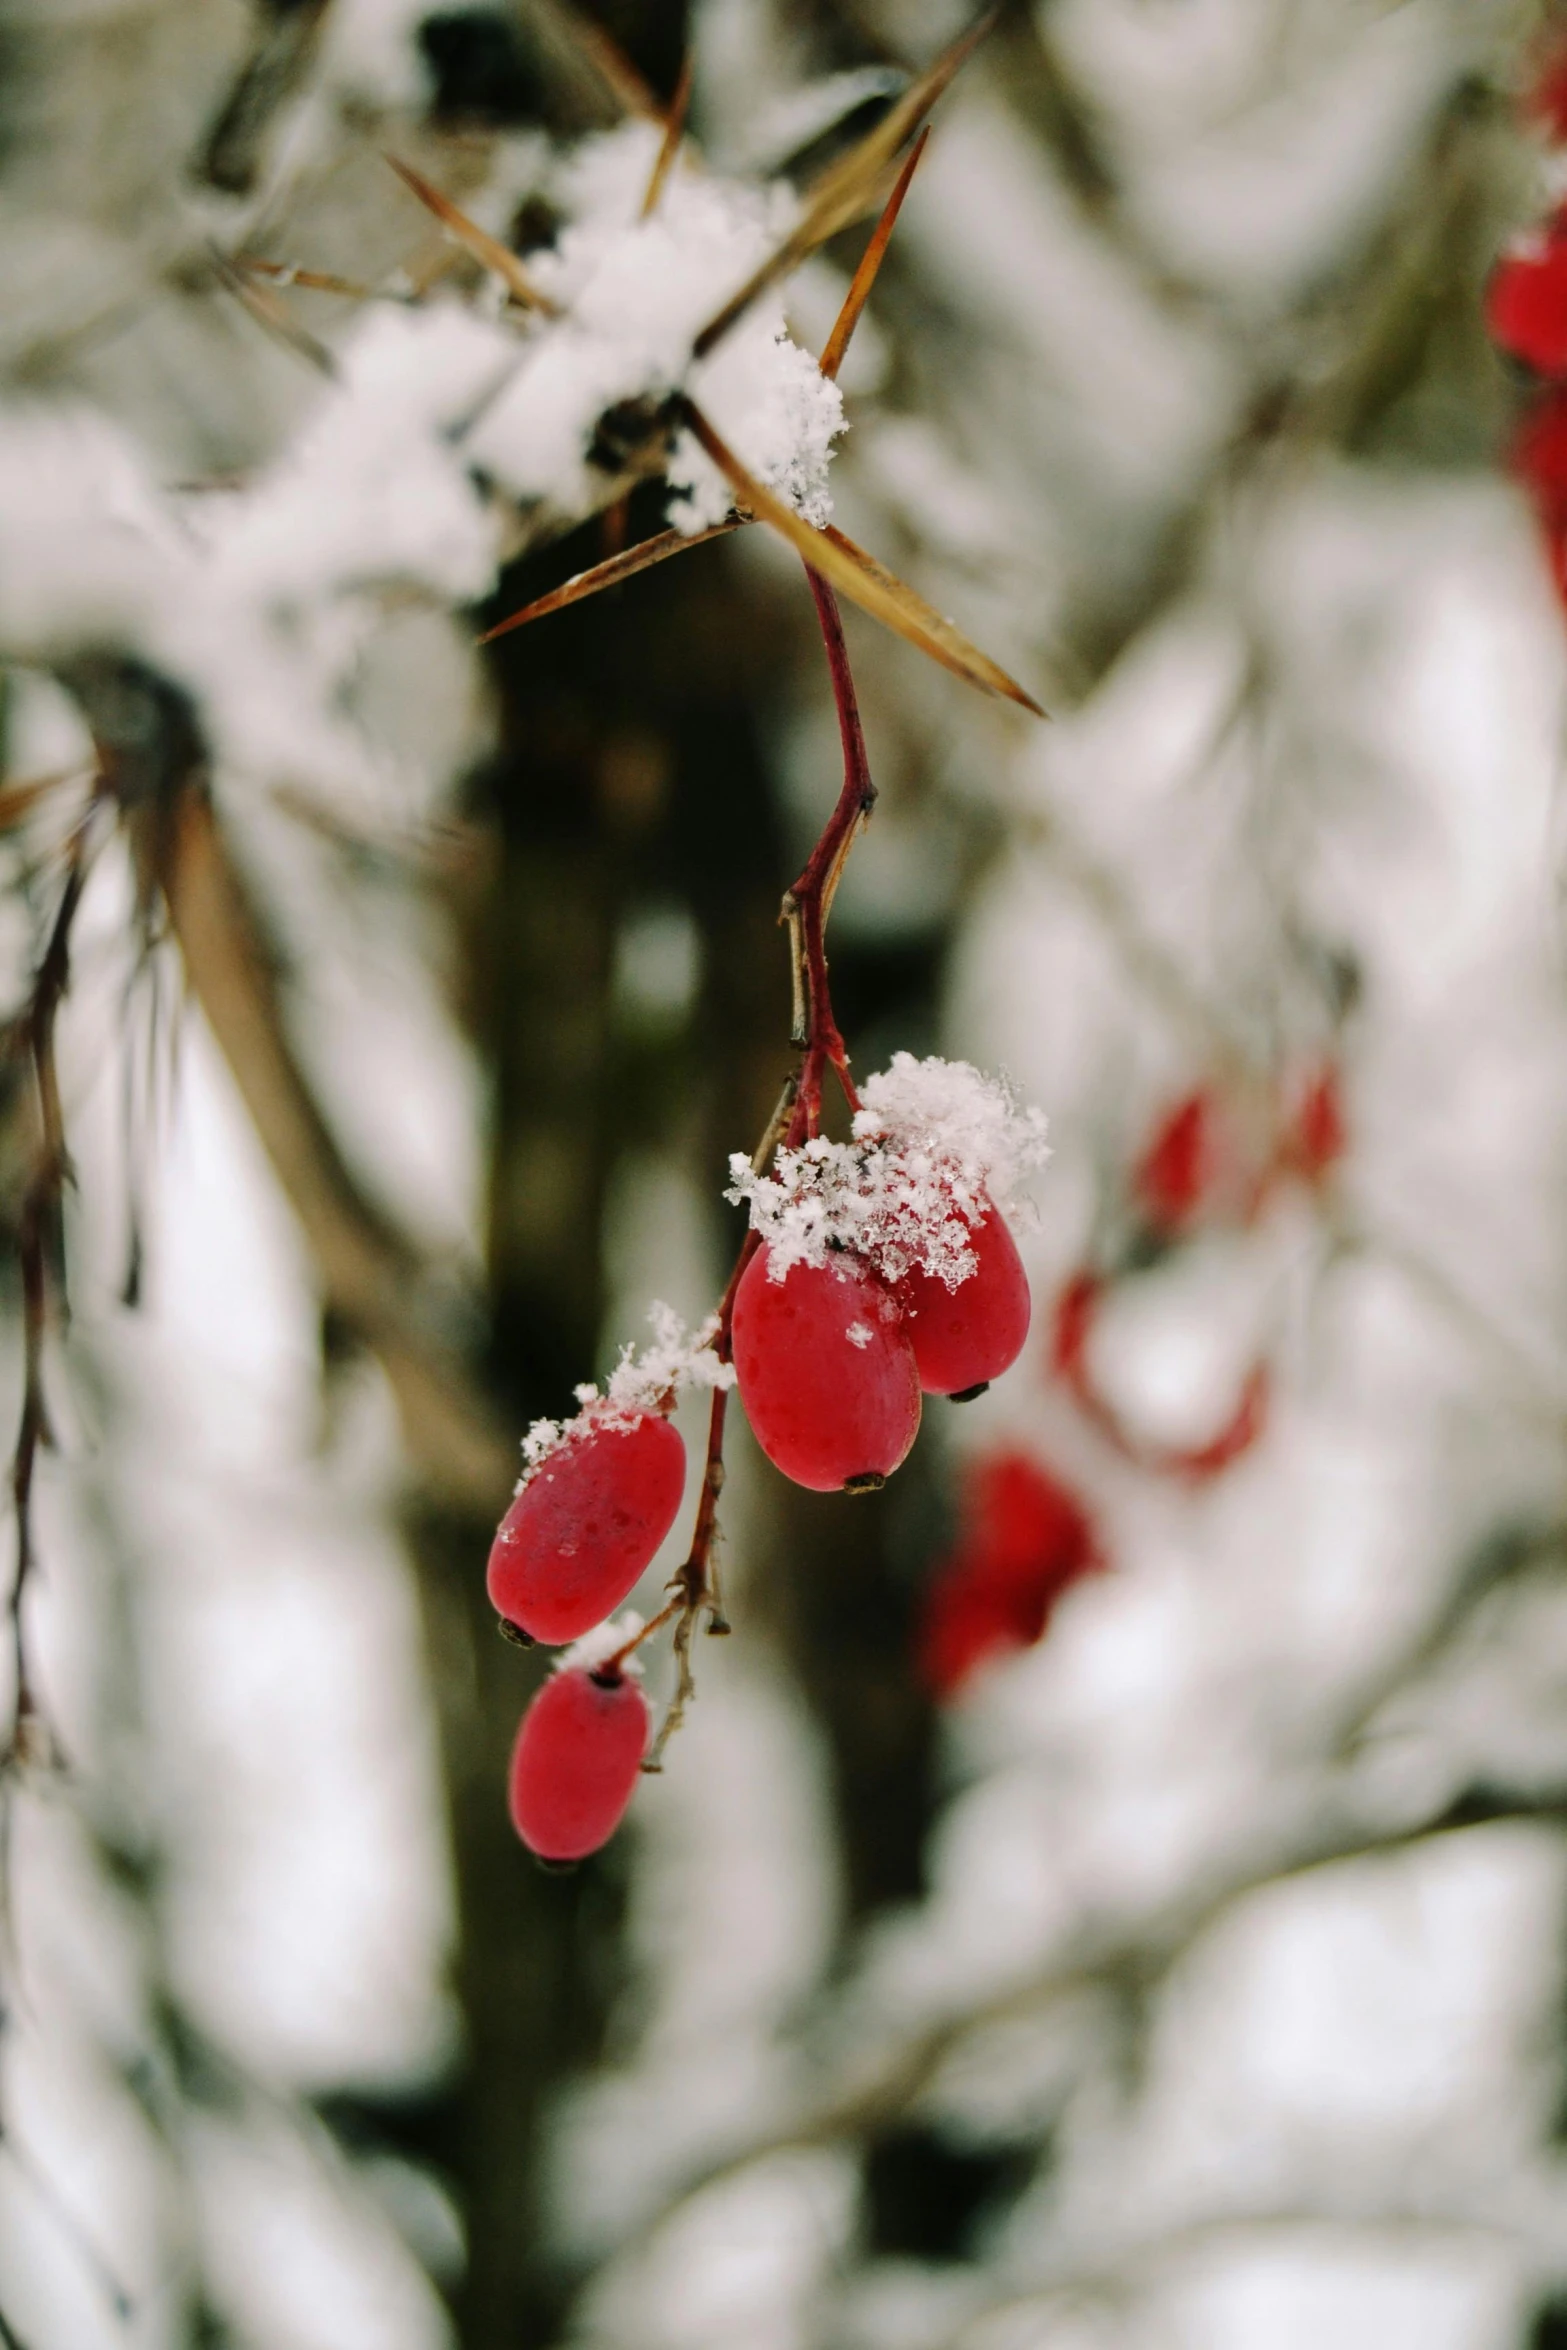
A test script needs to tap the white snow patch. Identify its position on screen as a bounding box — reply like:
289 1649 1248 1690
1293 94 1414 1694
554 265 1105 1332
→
726 1052 1050 1284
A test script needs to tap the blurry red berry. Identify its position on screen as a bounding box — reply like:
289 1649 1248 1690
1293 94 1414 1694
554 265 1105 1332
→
1281 1062 1345 1183
1527 40 1567 142
1133 1089 1218 1233
1509 393 1567 607
1513 388 1567 499
488 1412 686 1646
731 1248 921 1492
894 1203 1032 1398
508 1666 650 1861
1172 1362 1270 1483
1487 220 1567 375
1051 1270 1102 1384
918 1450 1102 1696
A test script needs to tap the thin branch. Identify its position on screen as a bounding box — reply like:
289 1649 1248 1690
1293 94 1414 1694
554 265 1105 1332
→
641 54 694 219
4 801 100 1769
145 787 513 1509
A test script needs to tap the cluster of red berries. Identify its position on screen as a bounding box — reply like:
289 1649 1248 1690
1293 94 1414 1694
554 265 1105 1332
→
487 1154 1037 1861
1486 41 1567 603
731 1197 1032 1492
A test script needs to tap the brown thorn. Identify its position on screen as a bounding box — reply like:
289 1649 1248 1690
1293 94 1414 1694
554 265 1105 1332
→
641 52 694 219
235 257 380 302
692 10 996 363
551 2 662 119
384 157 561 315
819 127 930 381
679 400 1045 713
209 246 337 377
477 514 745 643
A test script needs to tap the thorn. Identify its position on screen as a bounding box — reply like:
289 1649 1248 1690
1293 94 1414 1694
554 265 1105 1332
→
641 51 694 219
819 126 930 382
679 400 1046 713
384 156 560 314
477 515 743 644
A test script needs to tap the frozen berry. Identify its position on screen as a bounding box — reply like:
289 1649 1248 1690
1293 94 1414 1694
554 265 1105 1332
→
731 1249 921 1492
894 1204 1031 1398
488 1412 686 1646
508 1666 650 1861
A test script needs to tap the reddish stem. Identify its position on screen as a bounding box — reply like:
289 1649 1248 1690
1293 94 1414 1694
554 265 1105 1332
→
565 567 879 1740
783 567 876 1141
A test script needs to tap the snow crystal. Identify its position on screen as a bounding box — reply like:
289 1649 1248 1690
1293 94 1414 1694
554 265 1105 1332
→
516 1303 733 1486
466 124 844 533
726 1053 1050 1285
558 1613 648 1680
845 1322 875 1349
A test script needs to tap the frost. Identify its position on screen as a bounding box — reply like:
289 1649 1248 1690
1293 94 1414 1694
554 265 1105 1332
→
557 1613 647 1681
516 1303 733 1486
726 1053 1050 1286
845 1322 875 1348
466 124 844 534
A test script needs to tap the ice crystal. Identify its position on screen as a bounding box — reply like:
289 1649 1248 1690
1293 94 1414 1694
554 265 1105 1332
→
516 1303 732 1486
726 1053 1050 1286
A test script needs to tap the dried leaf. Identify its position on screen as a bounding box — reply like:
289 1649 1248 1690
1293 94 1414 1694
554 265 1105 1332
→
818 127 929 382
692 10 995 361
680 402 1043 713
479 515 745 643
385 157 560 315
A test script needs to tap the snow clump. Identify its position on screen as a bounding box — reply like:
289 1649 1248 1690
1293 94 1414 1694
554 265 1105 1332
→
727 1053 1051 1286
467 122 845 533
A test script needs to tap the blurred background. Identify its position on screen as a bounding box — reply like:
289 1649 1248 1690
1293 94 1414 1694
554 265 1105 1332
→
4 1 1567 2345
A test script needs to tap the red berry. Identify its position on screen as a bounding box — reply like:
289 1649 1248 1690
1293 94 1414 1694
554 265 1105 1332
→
1134 1090 1218 1233
1487 220 1567 376
1528 41 1567 142
1281 1062 1345 1183
508 1666 650 1861
1513 389 1567 498
731 1248 921 1492
893 1204 1031 1398
487 1412 686 1646
918 1451 1102 1696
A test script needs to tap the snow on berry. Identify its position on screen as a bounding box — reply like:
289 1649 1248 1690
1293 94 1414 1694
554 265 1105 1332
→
726 1054 1049 1289
516 1302 732 1483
